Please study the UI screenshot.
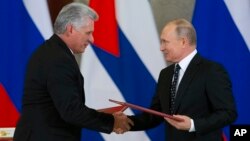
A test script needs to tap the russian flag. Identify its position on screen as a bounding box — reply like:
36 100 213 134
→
192 0 250 140
0 0 52 129
1 0 249 141
80 0 166 140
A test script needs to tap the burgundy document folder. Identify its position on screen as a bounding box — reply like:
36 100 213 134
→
98 105 128 114
109 99 184 122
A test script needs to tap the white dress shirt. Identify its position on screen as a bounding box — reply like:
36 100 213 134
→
175 49 197 132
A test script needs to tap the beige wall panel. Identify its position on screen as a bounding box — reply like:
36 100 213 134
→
150 0 195 34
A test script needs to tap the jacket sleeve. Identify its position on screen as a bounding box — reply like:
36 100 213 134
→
47 56 114 133
129 70 165 131
194 63 237 134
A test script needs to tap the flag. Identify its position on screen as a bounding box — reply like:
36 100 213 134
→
192 0 250 140
0 0 52 127
80 0 166 140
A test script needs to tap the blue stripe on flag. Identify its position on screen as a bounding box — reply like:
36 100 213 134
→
0 0 45 111
192 0 250 139
81 129 105 141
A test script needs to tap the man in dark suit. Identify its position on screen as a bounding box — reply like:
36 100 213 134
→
128 19 237 141
13 2 133 141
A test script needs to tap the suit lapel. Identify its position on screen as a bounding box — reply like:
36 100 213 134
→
174 54 202 113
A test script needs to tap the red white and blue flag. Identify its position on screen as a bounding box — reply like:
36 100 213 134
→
0 0 52 129
80 0 165 140
192 0 250 140
1 0 250 141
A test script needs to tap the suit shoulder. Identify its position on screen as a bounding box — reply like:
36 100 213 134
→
198 56 228 74
161 64 174 73
158 64 175 79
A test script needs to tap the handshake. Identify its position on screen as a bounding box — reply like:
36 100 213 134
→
112 111 134 134
98 103 134 134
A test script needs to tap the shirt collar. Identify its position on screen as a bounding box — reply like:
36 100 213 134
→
178 49 197 71
69 48 74 54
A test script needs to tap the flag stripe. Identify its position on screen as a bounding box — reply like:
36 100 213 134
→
82 43 151 141
192 0 250 140
0 0 52 129
23 0 53 40
89 0 119 57
81 0 166 140
0 84 19 127
116 0 165 81
0 0 46 111
224 0 250 51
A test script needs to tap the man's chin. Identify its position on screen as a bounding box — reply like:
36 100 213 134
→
81 47 87 53
165 56 169 61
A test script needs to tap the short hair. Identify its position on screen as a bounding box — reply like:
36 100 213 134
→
54 2 98 34
169 19 197 46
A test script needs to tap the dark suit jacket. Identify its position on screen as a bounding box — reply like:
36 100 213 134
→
129 54 237 141
14 34 114 141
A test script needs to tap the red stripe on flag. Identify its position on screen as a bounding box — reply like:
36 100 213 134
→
222 132 228 141
89 0 120 57
0 83 19 127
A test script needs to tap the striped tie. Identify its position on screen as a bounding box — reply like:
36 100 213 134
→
170 64 181 115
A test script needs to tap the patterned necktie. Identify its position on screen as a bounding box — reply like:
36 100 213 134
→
170 64 181 115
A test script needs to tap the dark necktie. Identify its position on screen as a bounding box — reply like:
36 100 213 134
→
170 64 181 115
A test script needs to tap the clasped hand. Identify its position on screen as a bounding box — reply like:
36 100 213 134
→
113 112 134 134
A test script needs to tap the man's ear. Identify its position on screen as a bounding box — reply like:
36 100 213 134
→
181 37 189 48
65 24 74 36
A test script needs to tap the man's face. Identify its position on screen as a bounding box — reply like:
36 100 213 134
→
160 24 183 63
71 19 94 54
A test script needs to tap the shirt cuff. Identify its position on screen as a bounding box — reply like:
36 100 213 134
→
189 119 195 132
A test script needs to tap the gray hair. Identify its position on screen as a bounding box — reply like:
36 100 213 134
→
54 2 98 34
170 19 197 46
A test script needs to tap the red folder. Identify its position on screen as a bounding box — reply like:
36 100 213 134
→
109 99 184 122
98 105 128 114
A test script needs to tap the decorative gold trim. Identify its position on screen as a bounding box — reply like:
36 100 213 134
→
0 128 15 138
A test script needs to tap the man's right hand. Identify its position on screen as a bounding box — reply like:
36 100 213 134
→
113 112 134 134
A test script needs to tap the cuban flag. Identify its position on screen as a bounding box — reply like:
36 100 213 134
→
0 0 52 130
192 0 250 140
80 0 166 140
1 0 249 141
